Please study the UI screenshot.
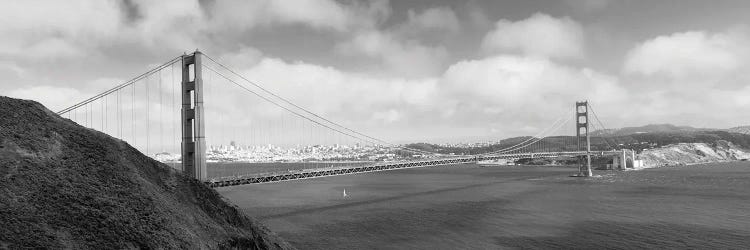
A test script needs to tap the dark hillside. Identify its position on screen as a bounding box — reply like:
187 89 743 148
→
0 96 293 249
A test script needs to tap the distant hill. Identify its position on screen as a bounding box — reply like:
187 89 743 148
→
591 124 717 136
0 97 293 249
405 126 750 155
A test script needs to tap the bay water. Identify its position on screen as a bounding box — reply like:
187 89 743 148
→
217 162 750 249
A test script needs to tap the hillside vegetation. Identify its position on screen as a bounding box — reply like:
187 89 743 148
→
0 97 293 249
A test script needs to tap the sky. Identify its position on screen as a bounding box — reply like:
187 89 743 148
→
3 0 750 143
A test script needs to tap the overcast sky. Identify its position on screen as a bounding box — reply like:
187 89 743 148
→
3 0 750 143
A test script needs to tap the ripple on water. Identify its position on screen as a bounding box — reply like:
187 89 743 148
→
219 162 750 249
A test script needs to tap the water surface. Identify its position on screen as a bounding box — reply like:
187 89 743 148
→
218 162 750 249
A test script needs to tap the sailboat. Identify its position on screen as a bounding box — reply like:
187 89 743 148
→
342 189 348 198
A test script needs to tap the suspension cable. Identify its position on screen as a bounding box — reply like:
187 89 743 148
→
57 56 182 115
201 64 437 156
201 53 426 154
588 103 616 150
481 114 568 155
483 115 572 156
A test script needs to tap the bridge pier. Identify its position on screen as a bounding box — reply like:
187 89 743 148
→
611 149 639 170
181 51 207 181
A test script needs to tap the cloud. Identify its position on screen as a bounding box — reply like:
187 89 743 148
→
204 0 390 33
0 61 26 81
403 7 460 33
220 57 439 118
0 0 393 63
336 30 449 77
481 13 584 60
333 6 463 78
215 47 264 69
437 55 625 133
623 31 747 79
126 0 205 49
197 51 625 141
465 1 491 28
372 109 403 123
197 55 445 142
618 29 750 128
10 1 750 143
564 0 612 12
5 75 129 112
266 0 350 30
0 0 123 60
7 86 91 112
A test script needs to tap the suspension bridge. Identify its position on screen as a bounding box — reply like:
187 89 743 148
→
57 50 634 187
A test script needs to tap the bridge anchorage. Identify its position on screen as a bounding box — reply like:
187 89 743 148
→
57 50 634 187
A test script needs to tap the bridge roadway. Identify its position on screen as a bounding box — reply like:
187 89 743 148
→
205 150 621 187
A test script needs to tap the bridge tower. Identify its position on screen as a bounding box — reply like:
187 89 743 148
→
576 101 593 177
181 51 207 181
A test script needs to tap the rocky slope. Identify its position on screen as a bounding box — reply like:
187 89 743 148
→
727 125 750 135
0 96 294 249
637 140 750 168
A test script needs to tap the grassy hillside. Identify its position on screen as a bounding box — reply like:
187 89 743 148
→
0 96 293 249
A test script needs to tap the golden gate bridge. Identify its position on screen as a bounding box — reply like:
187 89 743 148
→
57 50 634 187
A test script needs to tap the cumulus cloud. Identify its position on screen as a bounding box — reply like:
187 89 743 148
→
564 0 612 12
220 57 438 118
215 47 264 69
618 29 750 128
333 6 464 78
266 0 350 30
623 30 747 79
198 51 625 141
7 86 92 112
437 55 625 134
205 0 390 33
372 109 403 123
10 1 750 143
481 13 585 60
402 7 460 33
0 0 123 60
196 55 445 141
336 30 449 77
126 0 205 50
0 0 393 62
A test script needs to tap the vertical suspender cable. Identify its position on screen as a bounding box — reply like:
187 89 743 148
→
146 75 150 156
117 90 120 139
105 95 108 134
132 84 135 146
100 98 103 132
160 68 164 154
115 90 119 138
172 63 176 154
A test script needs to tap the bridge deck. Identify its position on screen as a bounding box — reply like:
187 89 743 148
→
205 151 619 187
